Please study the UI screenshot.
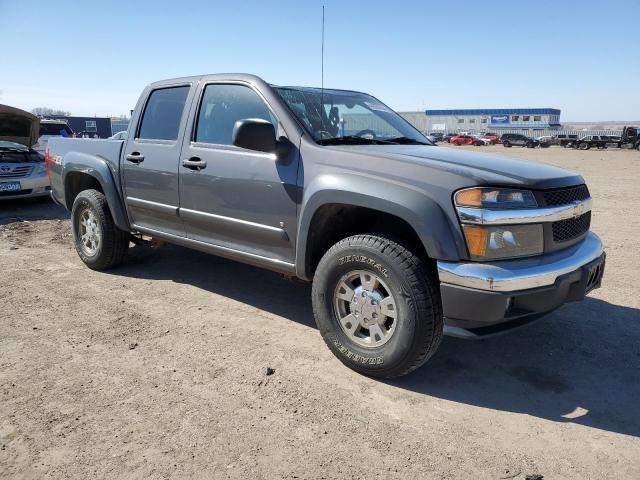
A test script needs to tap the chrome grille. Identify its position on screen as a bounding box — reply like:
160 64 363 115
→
552 212 591 242
543 185 590 206
0 165 33 178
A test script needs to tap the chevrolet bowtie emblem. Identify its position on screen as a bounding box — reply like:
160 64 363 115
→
572 200 584 218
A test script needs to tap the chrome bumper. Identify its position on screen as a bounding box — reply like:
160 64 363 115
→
0 173 50 200
437 232 604 292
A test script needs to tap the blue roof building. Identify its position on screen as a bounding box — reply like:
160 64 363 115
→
424 108 562 131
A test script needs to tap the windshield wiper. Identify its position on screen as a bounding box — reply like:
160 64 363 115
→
384 136 430 145
317 135 394 146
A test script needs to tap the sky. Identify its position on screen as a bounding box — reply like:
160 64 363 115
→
1 0 639 121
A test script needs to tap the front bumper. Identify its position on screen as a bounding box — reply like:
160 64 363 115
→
437 232 605 338
0 173 50 200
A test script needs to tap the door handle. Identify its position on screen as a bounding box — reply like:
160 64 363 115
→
182 157 207 171
126 152 145 164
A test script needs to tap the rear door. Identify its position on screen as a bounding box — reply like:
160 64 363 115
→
122 83 196 237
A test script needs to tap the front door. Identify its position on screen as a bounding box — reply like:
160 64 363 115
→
122 84 195 237
178 82 299 264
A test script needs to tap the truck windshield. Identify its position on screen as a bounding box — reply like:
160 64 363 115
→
274 86 431 146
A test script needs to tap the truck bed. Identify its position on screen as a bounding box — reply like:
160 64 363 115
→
47 137 124 208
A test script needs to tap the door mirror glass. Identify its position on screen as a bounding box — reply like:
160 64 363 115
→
232 119 276 153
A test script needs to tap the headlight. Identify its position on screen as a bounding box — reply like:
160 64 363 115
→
455 187 543 261
34 163 47 175
462 224 544 260
455 187 537 209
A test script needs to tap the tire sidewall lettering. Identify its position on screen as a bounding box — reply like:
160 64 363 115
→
337 254 389 278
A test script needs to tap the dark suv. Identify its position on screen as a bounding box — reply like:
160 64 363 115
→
501 133 539 148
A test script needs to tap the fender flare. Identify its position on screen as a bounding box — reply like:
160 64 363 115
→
62 152 131 231
295 173 465 279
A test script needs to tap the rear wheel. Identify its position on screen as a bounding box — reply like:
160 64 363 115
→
579 142 590 150
71 189 129 270
312 234 443 378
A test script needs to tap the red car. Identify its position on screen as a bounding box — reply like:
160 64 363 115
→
483 133 501 144
450 134 484 146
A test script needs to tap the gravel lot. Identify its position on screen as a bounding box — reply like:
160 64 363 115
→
1 145 639 479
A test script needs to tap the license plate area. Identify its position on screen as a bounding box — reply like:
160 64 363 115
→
0 181 21 192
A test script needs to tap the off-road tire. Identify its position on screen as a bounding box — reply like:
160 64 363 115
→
312 234 443 378
71 189 129 270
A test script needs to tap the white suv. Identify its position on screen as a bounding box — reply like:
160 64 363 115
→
35 119 74 153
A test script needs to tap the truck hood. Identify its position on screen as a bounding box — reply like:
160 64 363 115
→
329 144 583 189
0 104 40 148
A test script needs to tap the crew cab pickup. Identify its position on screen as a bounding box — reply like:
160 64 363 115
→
47 74 606 378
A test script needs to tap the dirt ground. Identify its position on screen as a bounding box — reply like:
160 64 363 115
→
1 145 639 479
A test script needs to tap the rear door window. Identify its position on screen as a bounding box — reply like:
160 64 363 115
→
138 86 190 141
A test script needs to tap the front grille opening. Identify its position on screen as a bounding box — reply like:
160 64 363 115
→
552 211 591 242
543 185 590 206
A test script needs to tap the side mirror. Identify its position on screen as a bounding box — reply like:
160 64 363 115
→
232 118 276 153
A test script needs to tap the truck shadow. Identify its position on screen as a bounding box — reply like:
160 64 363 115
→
0 198 69 226
389 297 640 438
115 244 640 438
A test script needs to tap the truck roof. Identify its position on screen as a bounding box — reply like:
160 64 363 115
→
146 74 366 97
147 73 266 89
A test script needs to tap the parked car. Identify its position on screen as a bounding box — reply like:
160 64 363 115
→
534 135 553 148
47 73 605 378
442 133 456 143
428 132 444 142
0 105 50 200
109 131 128 140
501 133 539 148
36 119 74 153
482 133 501 144
450 134 485 146
471 134 492 146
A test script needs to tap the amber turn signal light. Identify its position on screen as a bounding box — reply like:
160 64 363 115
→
462 225 489 258
455 188 483 207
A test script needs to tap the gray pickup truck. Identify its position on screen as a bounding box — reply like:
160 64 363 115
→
47 74 605 378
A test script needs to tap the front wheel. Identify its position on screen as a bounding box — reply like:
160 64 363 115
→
503 141 511 147
579 142 590 150
71 189 130 270
312 234 443 378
